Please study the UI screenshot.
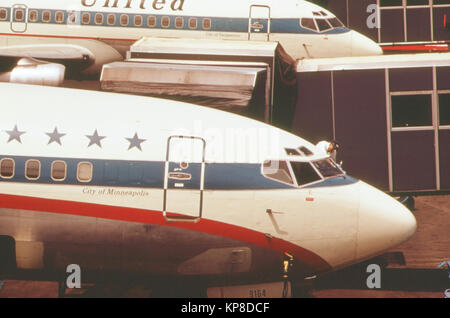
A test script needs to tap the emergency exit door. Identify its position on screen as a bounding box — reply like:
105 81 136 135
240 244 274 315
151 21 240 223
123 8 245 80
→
10 4 27 33
249 5 271 41
163 136 205 222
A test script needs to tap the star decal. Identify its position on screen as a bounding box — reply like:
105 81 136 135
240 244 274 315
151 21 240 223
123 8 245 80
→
46 127 66 145
126 133 146 151
5 124 26 143
86 129 106 148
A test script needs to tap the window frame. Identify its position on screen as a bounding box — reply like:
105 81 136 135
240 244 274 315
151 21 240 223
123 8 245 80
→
134 15 143 27
77 162 93 183
261 160 295 186
202 18 211 30
81 12 91 25
390 91 434 131
55 11 64 24
161 16 170 28
42 10 51 23
95 12 104 25
25 159 41 181
147 15 156 27
300 17 318 32
51 160 67 182
290 161 323 186
0 8 8 21
189 17 198 29
14 8 25 22
0 158 15 179
120 13 129 26
28 10 38 22
107 13 116 26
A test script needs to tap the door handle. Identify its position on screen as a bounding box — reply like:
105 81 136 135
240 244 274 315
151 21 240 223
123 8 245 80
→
168 172 192 180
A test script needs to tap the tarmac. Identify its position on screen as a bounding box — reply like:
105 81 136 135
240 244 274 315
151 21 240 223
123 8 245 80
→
0 195 448 298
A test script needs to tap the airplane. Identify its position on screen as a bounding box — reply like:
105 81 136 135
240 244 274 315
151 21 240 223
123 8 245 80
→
0 83 416 297
0 0 383 82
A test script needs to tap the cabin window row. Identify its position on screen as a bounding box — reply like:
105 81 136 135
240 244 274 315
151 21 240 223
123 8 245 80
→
0 159 93 183
79 12 211 29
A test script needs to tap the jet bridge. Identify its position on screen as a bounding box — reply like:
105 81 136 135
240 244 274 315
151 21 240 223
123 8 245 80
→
100 37 297 124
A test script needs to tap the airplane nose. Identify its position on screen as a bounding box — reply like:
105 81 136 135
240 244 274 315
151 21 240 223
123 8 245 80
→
356 181 417 261
350 30 383 56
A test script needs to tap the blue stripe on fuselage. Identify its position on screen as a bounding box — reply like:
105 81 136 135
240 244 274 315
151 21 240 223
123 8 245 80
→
2 7 351 35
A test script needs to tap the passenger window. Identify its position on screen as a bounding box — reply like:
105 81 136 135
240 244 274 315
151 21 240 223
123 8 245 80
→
439 93 450 126
175 17 184 28
134 15 143 27
316 18 332 32
147 15 156 27
262 160 294 185
189 18 197 29
67 11 77 24
391 94 432 127
25 160 40 180
95 13 103 25
120 14 129 26
202 18 211 30
55 11 64 23
300 18 317 31
312 159 343 178
77 162 93 182
51 161 67 181
161 16 170 28
29 10 38 22
0 158 15 178
107 13 116 25
15 9 24 21
291 162 321 186
82 12 90 24
42 10 51 23
0 9 7 21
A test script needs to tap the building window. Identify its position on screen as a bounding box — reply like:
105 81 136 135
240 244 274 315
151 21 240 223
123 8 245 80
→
25 160 41 180
161 16 170 28
175 17 184 28
107 13 116 25
0 9 7 21
28 10 38 22
95 13 103 25
407 0 429 5
391 94 433 128
82 12 90 25
77 162 93 182
42 11 51 23
134 15 142 27
189 18 197 29
120 14 129 26
55 11 64 23
202 18 211 30
0 159 15 178
147 15 156 27
380 0 402 6
51 161 67 181
15 9 24 22
439 93 450 126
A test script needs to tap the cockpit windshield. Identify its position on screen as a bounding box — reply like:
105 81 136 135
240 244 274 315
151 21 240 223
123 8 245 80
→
300 17 345 33
312 158 344 178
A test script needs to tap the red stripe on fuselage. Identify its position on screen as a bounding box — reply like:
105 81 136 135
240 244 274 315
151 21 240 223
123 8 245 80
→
0 193 331 273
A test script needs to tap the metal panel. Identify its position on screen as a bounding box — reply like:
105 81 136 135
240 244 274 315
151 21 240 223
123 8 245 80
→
438 130 450 190
391 130 436 191
333 69 389 190
292 72 333 144
380 9 405 42
406 7 431 42
389 67 433 91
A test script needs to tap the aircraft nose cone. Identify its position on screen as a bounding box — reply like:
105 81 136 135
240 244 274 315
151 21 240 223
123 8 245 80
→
356 181 417 261
350 30 383 56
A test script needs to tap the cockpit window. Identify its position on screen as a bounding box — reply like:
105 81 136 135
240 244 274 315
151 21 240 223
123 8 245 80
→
300 18 317 31
298 146 314 156
315 18 332 32
312 159 343 178
262 160 294 185
328 17 345 28
291 162 321 186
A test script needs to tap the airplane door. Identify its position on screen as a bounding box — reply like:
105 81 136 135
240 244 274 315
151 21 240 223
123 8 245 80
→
10 4 28 33
163 136 206 222
249 5 271 41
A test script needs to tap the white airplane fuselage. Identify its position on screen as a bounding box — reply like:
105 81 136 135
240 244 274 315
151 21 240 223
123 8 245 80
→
0 84 416 289
0 0 383 75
